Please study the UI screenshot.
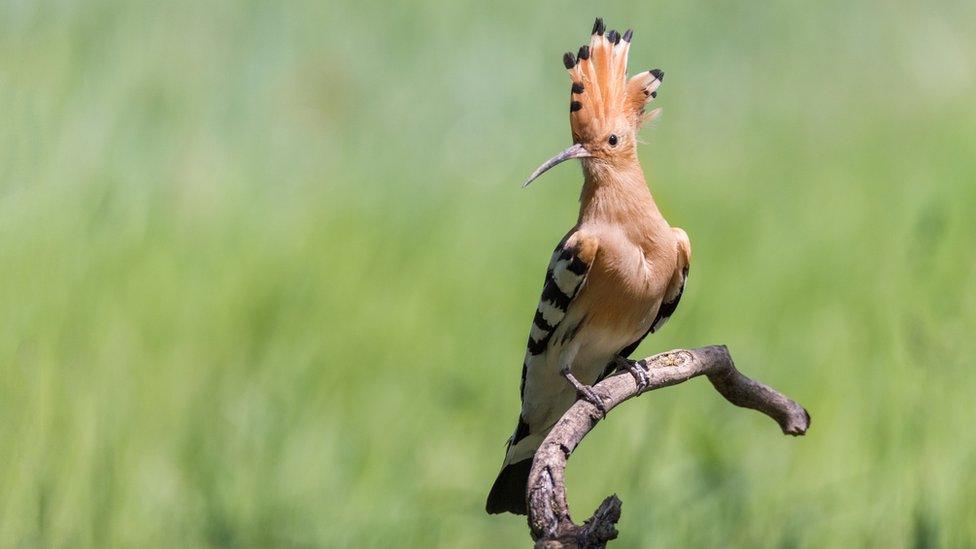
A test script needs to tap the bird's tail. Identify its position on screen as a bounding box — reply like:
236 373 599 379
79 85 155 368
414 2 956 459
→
486 417 550 515
485 457 533 515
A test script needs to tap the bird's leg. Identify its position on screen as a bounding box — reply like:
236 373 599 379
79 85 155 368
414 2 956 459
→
616 356 649 391
560 367 608 417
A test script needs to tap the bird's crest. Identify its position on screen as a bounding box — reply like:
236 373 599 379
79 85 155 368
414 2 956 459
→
563 18 663 143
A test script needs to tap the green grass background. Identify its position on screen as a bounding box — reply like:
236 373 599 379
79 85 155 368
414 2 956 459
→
2 1 975 547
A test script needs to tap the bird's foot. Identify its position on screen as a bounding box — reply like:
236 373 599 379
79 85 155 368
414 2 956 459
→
618 357 649 391
562 370 608 417
576 384 609 417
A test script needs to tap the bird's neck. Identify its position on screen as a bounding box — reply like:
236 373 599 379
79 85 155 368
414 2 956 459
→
578 158 664 232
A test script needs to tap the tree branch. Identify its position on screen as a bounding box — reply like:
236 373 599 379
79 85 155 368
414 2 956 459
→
526 345 810 548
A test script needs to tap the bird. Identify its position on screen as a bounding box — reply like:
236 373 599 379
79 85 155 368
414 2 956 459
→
486 18 692 516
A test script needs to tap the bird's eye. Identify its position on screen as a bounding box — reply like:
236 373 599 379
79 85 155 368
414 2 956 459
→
608 134 618 147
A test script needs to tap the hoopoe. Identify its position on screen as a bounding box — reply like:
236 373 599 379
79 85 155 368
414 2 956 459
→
486 18 691 515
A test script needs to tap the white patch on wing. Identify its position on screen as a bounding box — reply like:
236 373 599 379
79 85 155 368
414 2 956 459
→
529 322 549 342
552 266 584 296
537 300 564 326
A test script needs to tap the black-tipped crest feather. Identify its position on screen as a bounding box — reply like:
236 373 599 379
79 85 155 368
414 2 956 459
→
563 52 576 69
592 17 605 35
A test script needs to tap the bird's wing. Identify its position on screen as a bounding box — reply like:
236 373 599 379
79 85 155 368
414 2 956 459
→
518 232 599 402
600 227 691 379
648 227 692 335
501 231 598 472
488 234 598 516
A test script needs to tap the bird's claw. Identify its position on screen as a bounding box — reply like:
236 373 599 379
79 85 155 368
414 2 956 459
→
620 358 649 391
562 369 609 417
576 385 608 417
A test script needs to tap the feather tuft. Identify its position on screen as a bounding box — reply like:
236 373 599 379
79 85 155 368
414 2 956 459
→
566 19 658 140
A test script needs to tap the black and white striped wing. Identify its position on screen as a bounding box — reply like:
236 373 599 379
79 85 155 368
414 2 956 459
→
518 235 596 401
488 235 597 515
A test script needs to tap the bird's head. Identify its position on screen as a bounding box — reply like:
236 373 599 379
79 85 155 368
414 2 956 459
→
523 18 664 187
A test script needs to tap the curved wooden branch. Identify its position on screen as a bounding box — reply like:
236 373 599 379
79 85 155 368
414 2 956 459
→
526 345 811 548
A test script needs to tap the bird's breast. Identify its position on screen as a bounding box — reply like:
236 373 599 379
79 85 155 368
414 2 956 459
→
576 230 675 336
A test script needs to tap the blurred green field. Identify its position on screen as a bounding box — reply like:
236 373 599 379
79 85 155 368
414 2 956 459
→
2 1 975 547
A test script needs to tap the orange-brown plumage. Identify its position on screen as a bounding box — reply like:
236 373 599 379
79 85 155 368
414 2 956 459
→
488 17 691 516
565 21 662 148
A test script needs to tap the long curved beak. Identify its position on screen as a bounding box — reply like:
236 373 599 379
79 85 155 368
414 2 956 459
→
522 143 592 188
